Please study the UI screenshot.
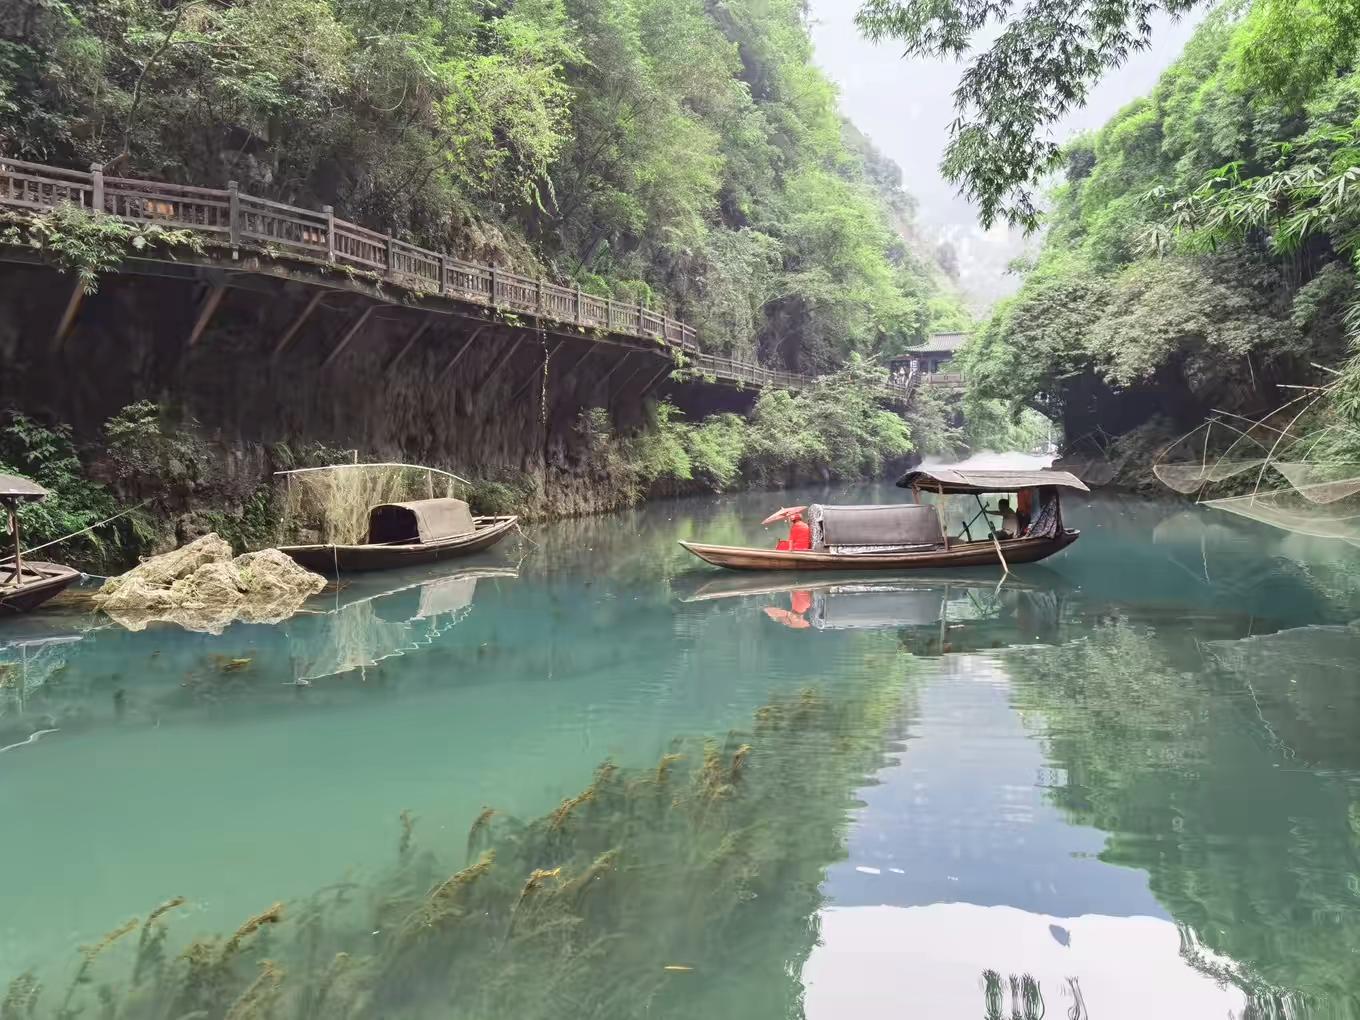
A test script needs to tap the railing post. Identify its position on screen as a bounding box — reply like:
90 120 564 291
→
489 266 497 305
322 205 335 261
439 254 448 295
575 285 582 325
606 297 613 332
227 181 240 248
384 235 395 279
535 279 543 314
89 163 104 213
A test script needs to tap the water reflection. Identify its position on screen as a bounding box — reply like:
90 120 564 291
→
285 566 518 682
3 488 1360 1018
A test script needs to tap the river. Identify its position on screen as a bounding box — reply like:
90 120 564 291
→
2 484 1359 1018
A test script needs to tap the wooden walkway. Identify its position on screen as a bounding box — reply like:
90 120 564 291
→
0 158 913 404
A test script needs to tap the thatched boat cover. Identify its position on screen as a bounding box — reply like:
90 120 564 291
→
812 504 944 553
896 467 1090 494
367 498 476 544
0 473 48 501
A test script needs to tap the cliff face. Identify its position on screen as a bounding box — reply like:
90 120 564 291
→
0 263 681 533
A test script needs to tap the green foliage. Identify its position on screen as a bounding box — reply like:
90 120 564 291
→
853 0 1360 232
961 7 1360 445
572 363 924 506
1 204 200 293
2 0 956 372
959 395 1053 454
0 412 128 570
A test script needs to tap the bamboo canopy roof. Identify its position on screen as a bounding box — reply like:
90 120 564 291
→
896 467 1090 495
0 474 48 501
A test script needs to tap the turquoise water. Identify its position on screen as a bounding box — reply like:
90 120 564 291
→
2 484 1359 1018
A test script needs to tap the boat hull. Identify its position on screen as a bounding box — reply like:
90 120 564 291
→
679 530 1079 571
280 517 518 575
0 562 82 615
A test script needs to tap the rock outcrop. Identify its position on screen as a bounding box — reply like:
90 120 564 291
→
95 535 327 633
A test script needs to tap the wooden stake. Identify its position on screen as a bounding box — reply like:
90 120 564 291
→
637 364 673 400
185 282 227 347
439 326 486 383
271 291 324 361
594 350 633 391
478 333 525 388
322 303 378 369
385 314 435 376
511 339 562 401
50 279 85 354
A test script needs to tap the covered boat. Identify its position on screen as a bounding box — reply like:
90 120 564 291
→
1 474 81 615
679 467 1087 572
279 497 517 575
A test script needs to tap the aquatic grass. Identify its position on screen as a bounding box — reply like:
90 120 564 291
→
55 918 136 1020
24 666 919 1020
2 971 42 1019
222 960 284 1020
130 896 187 986
465 807 495 864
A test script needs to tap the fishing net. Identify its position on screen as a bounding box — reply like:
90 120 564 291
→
1152 416 1278 494
277 463 464 545
1201 482 1360 547
1265 462 1360 503
1152 459 1269 494
1149 395 1360 545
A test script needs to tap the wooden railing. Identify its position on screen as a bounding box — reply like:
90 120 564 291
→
0 157 917 402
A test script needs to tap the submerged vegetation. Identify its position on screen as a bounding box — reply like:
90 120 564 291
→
5 672 912 1019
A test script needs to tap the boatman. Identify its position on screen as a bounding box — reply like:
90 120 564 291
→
764 506 812 551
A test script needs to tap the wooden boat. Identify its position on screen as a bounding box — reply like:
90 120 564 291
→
279 497 518 575
1 474 82 615
680 467 1088 573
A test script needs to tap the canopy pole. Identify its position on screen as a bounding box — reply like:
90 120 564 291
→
5 499 21 585
937 482 949 550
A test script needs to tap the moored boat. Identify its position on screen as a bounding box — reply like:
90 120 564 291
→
1 475 82 615
679 467 1088 572
279 497 518 575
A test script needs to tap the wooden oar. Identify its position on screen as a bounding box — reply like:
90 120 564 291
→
990 531 1010 577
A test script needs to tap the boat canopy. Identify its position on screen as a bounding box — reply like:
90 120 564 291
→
367 498 476 545
812 503 944 553
896 467 1089 495
0 473 49 502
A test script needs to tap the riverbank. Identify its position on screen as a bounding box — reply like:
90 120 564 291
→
1 362 949 573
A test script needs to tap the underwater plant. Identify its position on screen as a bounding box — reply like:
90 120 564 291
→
8 663 914 1020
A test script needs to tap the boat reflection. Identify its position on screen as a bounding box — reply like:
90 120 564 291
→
681 559 1301 656
0 566 518 751
686 573 1071 655
285 566 518 682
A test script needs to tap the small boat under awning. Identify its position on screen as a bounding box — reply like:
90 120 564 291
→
279 497 518 575
1 473 81 615
680 465 1089 572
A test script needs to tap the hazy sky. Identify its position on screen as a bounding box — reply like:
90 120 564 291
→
806 3 1206 304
